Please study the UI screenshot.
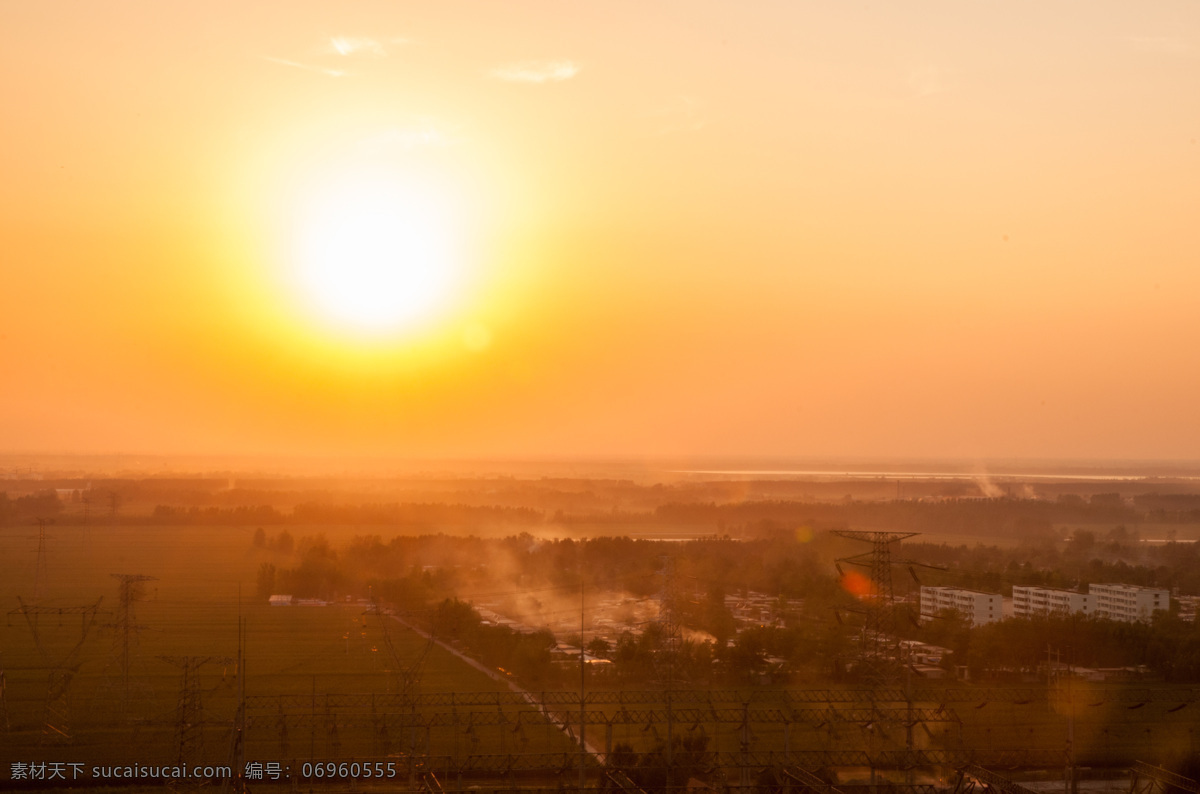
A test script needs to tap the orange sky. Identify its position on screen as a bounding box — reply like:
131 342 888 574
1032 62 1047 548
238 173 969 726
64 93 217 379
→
2 1 1198 460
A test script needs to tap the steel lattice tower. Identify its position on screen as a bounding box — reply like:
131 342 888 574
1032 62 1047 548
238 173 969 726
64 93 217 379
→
106 573 157 705
833 530 919 683
9 597 104 742
159 655 233 769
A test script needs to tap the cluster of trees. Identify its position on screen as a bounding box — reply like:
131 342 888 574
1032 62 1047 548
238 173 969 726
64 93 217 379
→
254 533 346 598
604 625 713 683
655 496 1155 540
0 491 62 524
291 502 541 525
913 612 1200 682
248 524 1200 686
430 598 559 685
154 504 286 524
253 530 844 606
150 502 540 526
910 527 1200 595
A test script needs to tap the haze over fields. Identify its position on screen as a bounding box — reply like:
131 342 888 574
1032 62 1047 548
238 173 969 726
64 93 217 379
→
2 2 1199 462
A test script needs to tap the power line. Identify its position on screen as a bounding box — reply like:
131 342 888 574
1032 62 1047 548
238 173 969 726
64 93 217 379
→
9 596 104 742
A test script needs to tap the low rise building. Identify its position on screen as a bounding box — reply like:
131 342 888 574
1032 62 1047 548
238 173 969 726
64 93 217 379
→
1089 583 1168 623
1011 584 1167 623
920 586 1002 627
1011 586 1093 618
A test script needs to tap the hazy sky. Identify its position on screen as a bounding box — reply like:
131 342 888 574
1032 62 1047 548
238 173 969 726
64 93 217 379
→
2 1 1198 460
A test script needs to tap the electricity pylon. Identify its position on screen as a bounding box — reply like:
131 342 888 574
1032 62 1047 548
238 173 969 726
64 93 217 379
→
833 530 935 684
159 655 234 768
106 573 157 705
10 597 104 742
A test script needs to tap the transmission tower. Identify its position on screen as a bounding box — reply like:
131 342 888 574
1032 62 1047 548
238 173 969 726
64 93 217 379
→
108 491 121 524
105 573 157 705
833 530 921 683
10 596 104 742
32 517 54 602
654 555 682 683
159 655 234 769
653 555 683 786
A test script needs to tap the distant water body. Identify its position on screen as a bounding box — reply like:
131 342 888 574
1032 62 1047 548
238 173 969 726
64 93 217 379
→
670 469 1200 481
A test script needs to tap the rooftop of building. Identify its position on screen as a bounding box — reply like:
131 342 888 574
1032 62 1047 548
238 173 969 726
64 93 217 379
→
921 585 1001 596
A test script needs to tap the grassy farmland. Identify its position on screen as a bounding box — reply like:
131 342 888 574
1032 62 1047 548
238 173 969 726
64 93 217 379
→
3 521 1199 791
0 522 578 779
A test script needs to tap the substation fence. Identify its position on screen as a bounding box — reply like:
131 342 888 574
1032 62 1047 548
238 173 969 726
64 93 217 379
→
244 705 962 731
7 687 1194 791
239 685 1200 751
953 764 1041 794
1130 761 1200 794
221 687 1200 789
243 687 1200 713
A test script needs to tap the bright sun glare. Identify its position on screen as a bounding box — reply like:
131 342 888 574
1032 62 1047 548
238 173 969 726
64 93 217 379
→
289 170 461 335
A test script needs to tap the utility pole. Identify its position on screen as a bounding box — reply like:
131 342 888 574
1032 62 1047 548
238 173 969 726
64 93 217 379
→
1066 646 1076 794
226 607 248 794
579 574 586 792
654 555 681 792
32 518 54 603
1047 645 1076 794
0 664 9 734
905 666 915 785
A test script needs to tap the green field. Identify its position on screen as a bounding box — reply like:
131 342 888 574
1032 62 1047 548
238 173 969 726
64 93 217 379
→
0 523 578 779
3 522 1198 791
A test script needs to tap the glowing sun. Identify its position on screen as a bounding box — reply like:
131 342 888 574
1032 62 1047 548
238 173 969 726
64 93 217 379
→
289 170 461 334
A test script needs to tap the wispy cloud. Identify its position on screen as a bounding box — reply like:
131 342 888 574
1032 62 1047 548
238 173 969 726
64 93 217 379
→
489 60 579 84
649 95 707 135
323 36 389 58
262 55 348 77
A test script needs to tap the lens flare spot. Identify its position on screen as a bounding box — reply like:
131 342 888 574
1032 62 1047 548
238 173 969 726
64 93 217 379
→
840 570 876 600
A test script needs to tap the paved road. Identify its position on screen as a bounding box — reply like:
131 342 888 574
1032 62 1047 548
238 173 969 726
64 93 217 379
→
388 611 607 758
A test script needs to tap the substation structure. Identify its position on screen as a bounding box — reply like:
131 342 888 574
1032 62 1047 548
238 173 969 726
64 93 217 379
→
220 686 1200 792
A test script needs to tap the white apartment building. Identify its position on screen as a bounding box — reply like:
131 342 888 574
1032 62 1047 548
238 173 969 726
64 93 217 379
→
920 586 1003 627
1089 583 1168 623
1012 584 1168 623
1011 586 1094 618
